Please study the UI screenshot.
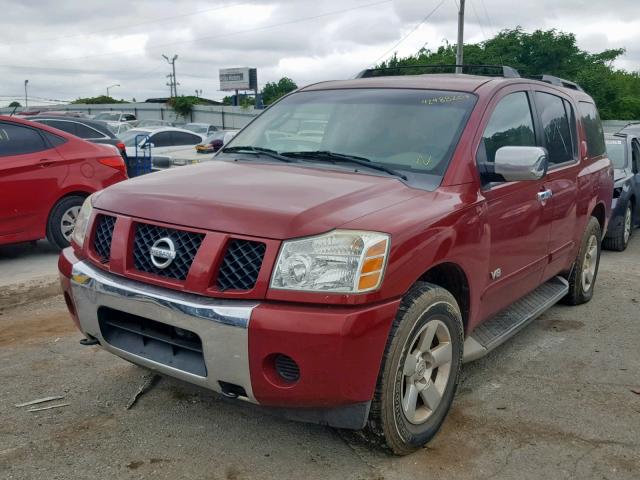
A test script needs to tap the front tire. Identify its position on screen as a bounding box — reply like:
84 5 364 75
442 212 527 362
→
46 195 85 250
365 283 463 455
603 202 633 252
564 217 601 305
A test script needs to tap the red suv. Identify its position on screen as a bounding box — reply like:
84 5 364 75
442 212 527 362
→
0 116 127 249
59 66 612 455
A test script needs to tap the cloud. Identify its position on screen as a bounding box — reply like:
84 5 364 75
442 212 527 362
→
0 0 638 106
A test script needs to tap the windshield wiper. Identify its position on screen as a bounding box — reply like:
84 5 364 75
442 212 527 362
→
222 145 295 163
280 150 408 180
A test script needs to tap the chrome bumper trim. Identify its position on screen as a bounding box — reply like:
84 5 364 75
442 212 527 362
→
70 261 259 402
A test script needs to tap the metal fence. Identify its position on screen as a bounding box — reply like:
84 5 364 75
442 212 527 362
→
0 103 260 130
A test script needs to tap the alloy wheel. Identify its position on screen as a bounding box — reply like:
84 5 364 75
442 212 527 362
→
400 318 453 425
581 234 599 293
60 206 81 242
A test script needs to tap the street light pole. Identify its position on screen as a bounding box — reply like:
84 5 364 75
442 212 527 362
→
106 84 120 97
455 0 466 73
162 54 179 97
24 80 29 109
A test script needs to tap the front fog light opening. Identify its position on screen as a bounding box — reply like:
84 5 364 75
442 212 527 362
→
274 354 300 383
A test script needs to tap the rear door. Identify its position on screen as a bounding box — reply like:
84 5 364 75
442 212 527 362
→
631 138 640 224
533 90 581 279
0 122 67 243
476 89 552 320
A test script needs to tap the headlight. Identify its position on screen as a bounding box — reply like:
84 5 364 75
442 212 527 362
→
271 230 390 293
71 195 94 248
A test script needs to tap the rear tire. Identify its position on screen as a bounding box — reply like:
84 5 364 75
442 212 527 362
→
603 202 633 252
365 282 463 455
564 217 601 305
46 195 85 250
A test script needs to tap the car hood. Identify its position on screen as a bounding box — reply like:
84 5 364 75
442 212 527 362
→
613 168 631 183
93 160 419 239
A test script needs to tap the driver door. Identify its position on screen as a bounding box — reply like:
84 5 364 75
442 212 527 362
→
476 89 553 321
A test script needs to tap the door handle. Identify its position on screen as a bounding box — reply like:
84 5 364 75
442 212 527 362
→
39 158 54 168
537 189 553 203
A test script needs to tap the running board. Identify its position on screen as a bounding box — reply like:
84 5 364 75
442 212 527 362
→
463 276 569 363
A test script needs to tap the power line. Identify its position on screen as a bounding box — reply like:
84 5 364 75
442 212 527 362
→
479 0 497 36
6 2 249 46
1 0 392 68
468 0 488 41
367 0 447 67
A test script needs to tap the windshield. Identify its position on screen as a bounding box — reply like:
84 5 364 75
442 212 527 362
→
224 89 476 183
605 138 627 168
94 113 120 121
120 129 150 147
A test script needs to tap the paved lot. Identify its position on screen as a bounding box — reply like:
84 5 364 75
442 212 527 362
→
0 241 59 310
1 238 639 479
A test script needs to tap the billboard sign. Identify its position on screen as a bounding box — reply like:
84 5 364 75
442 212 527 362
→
219 67 258 91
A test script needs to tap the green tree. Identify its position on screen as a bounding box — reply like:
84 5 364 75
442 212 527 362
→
167 95 199 120
379 28 640 120
261 77 298 105
9 101 21 108
71 95 127 104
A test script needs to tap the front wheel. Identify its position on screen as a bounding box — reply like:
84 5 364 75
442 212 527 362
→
603 203 633 252
564 217 602 305
365 283 463 455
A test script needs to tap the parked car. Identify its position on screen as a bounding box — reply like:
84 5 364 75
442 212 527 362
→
183 122 218 136
0 115 127 249
120 127 205 159
93 111 137 126
32 116 127 160
107 122 132 136
59 67 612 455
196 130 237 153
603 133 640 250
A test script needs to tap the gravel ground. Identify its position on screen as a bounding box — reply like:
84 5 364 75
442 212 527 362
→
1 238 639 480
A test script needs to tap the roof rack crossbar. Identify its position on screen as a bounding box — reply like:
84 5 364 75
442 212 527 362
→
355 64 520 79
533 74 584 92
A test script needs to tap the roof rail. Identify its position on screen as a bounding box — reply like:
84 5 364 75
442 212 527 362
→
355 64 521 79
533 74 584 92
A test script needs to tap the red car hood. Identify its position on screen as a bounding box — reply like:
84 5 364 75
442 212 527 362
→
93 161 419 239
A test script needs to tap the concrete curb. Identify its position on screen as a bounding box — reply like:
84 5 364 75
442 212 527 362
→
0 275 61 311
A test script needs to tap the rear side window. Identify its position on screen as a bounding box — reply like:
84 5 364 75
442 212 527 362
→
74 123 103 139
172 131 201 145
535 92 575 165
0 122 48 156
578 102 606 158
39 119 75 135
477 91 536 184
151 131 173 147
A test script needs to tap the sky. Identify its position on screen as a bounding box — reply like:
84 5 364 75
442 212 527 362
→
1 0 639 107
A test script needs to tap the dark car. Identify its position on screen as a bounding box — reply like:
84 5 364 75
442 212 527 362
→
603 133 640 250
32 116 127 160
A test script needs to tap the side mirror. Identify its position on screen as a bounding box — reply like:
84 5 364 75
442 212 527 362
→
495 146 548 181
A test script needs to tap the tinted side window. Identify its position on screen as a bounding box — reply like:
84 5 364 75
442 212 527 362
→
151 131 173 147
172 132 201 145
632 140 640 174
74 123 103 139
535 92 574 165
42 131 67 147
0 123 48 156
477 92 536 184
578 102 606 158
39 119 76 136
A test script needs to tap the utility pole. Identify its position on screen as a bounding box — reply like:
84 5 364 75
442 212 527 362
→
162 54 179 97
24 80 29 109
455 0 465 73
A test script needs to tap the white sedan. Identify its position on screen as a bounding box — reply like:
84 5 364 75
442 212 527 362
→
121 127 205 158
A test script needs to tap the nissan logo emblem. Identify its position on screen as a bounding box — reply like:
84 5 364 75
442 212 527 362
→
149 237 176 269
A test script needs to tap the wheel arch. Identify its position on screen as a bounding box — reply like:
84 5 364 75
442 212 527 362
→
590 202 606 233
417 262 471 334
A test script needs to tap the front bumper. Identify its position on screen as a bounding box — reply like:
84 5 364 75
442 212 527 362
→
59 249 400 429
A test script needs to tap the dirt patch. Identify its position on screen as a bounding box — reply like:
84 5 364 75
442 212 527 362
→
0 302 75 347
540 319 584 332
